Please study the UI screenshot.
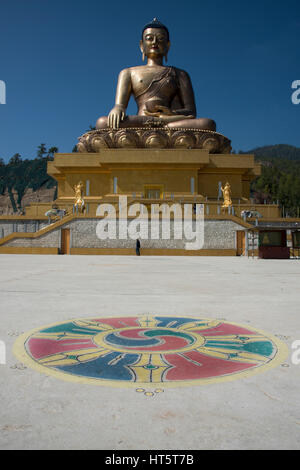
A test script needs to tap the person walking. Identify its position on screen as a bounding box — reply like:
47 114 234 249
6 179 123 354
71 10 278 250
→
136 239 141 256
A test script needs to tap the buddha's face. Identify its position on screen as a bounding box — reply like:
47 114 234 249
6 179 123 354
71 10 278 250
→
140 27 170 59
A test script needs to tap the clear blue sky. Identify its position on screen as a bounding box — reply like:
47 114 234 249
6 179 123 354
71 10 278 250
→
0 0 299 161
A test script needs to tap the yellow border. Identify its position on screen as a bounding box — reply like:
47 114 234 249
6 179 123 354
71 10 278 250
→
13 316 289 389
0 247 58 255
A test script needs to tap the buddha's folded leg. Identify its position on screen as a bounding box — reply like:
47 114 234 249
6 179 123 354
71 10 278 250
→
166 118 216 131
96 115 160 129
95 116 108 129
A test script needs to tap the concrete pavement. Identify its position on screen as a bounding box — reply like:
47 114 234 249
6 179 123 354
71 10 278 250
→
0 254 299 450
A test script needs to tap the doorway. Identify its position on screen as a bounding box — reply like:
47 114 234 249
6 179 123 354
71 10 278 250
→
144 185 164 199
61 229 70 255
236 230 245 256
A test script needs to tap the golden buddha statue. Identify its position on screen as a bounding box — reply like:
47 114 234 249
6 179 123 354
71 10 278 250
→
77 19 231 152
221 182 232 208
96 18 216 132
74 181 85 213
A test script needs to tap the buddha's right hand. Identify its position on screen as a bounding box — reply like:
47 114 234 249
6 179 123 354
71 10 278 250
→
108 105 126 129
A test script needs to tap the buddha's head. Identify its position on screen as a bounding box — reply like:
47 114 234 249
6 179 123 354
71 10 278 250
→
140 18 170 62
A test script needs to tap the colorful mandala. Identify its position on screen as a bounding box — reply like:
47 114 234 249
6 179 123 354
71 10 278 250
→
14 316 288 388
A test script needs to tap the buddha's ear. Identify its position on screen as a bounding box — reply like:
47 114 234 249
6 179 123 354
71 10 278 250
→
139 40 145 61
164 41 170 63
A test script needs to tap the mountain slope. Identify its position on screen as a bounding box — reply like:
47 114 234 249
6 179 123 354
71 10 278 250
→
242 144 300 162
245 145 300 216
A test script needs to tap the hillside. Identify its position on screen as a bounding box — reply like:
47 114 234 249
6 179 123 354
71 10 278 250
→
0 145 58 215
0 186 56 216
242 144 300 162
243 145 300 216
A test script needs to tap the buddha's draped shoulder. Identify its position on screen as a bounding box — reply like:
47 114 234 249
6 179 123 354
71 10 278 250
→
135 67 180 111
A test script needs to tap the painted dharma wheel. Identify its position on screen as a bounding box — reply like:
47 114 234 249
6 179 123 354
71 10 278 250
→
14 315 288 388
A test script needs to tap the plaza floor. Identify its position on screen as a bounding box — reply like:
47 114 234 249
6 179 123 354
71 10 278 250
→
0 254 300 450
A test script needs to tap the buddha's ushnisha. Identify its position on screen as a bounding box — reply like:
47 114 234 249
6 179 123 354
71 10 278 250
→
96 18 216 131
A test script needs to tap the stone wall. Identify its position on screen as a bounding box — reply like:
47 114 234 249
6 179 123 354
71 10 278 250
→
0 220 48 238
0 218 247 250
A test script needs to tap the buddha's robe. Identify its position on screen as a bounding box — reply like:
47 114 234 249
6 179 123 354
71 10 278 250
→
134 67 183 116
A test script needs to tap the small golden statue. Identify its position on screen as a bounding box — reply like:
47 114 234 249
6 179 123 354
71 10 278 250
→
221 182 232 208
74 181 85 213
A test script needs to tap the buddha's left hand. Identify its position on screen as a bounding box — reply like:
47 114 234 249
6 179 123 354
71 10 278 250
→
144 104 174 117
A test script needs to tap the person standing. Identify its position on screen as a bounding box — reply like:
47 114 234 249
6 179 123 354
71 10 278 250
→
136 239 141 256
